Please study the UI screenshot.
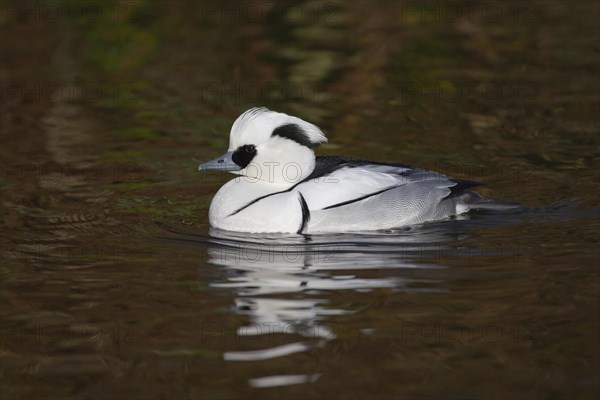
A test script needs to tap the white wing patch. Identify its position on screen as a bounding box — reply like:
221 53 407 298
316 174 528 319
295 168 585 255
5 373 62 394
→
295 164 461 211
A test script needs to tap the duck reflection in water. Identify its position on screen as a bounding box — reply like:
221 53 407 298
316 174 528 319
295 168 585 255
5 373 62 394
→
205 223 466 341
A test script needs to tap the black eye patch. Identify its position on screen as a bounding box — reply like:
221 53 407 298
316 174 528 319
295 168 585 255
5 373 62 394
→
231 144 257 169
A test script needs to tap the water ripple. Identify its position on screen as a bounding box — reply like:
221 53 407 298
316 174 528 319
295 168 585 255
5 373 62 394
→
224 341 323 361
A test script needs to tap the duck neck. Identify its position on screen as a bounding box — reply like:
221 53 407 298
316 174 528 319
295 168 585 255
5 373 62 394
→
239 147 316 189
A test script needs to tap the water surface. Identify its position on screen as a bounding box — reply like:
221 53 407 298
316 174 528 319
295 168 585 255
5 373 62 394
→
1 1 598 399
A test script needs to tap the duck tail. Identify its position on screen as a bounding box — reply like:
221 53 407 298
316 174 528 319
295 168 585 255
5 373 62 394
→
461 190 524 212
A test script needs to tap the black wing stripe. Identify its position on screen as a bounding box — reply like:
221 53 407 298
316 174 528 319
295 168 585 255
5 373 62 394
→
307 156 414 181
297 193 311 234
322 185 400 210
442 179 483 200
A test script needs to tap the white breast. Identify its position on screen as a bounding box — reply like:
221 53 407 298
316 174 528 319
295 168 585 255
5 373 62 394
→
209 179 304 233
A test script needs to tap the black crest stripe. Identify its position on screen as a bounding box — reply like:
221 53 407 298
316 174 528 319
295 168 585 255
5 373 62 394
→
272 123 317 148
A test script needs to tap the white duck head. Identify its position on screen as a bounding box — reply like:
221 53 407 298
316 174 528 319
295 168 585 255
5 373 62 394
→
199 108 327 185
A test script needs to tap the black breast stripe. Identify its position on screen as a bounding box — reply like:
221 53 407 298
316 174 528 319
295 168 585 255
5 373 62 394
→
322 185 400 210
297 193 310 234
228 190 286 217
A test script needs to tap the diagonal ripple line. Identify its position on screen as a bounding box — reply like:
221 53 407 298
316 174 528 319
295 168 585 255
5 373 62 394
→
248 374 322 388
224 341 320 361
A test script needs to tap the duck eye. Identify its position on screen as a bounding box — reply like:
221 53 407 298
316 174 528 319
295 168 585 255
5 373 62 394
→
232 144 258 169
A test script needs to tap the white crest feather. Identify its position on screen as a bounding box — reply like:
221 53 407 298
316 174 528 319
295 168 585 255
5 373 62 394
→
229 107 327 149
